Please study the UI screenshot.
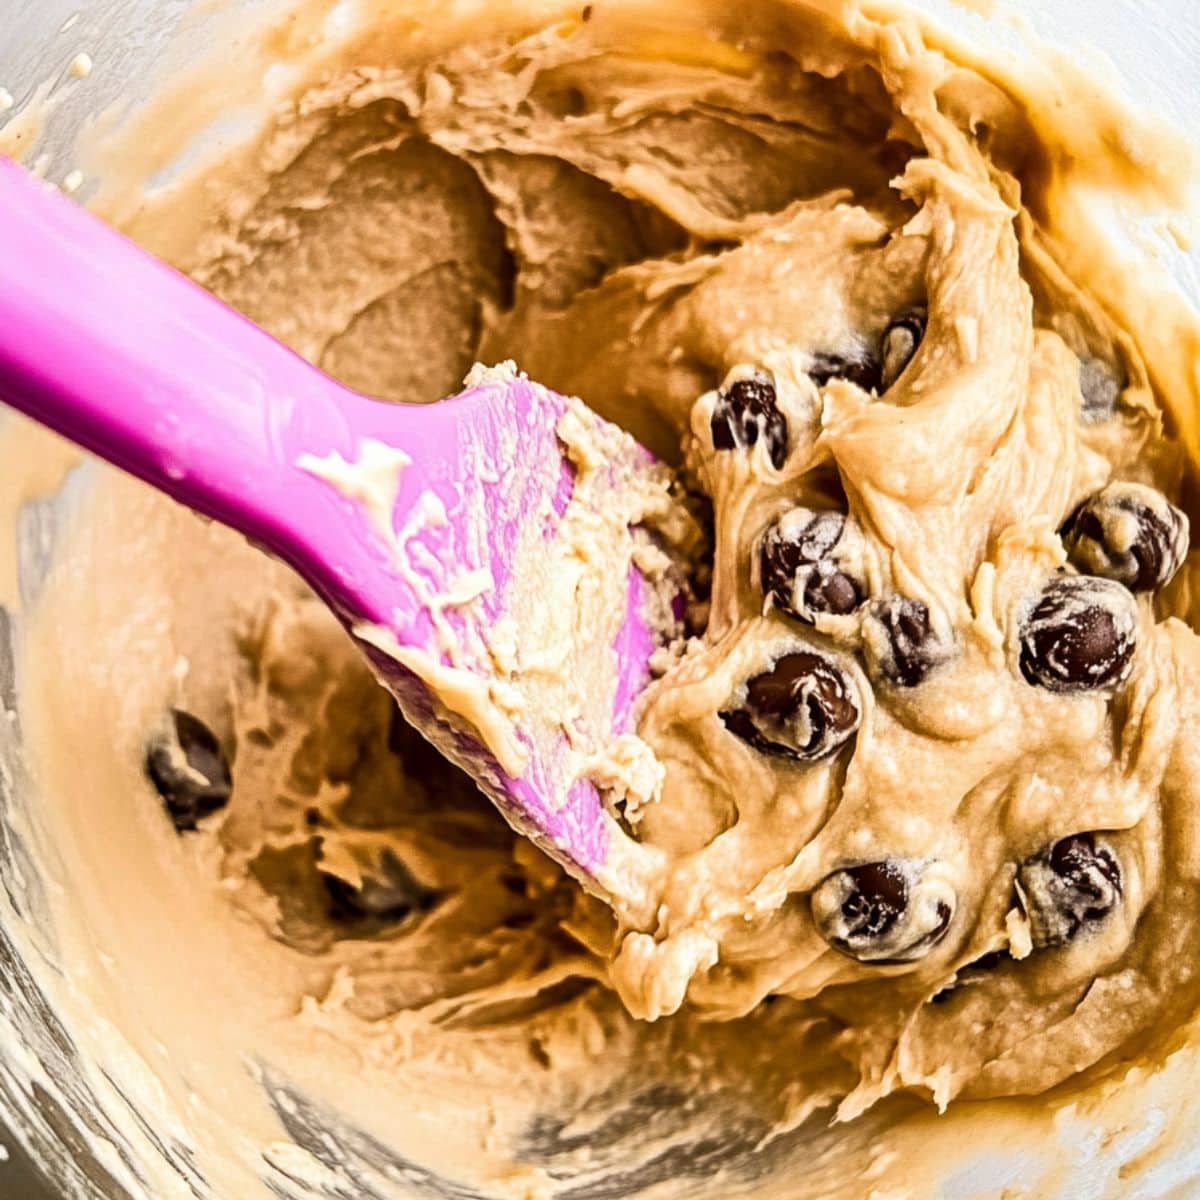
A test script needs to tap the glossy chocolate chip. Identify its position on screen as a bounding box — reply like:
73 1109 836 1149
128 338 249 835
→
808 351 881 393
865 596 942 687
758 509 863 623
1062 482 1189 592
710 371 788 469
880 309 926 391
1018 576 1137 693
720 650 859 762
322 849 439 923
805 571 861 618
146 710 232 832
812 859 955 964
1017 833 1122 949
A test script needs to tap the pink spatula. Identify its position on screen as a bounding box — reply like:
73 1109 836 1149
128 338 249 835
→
0 156 676 907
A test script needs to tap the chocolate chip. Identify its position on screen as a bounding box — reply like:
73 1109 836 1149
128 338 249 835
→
710 370 788 469
929 949 1009 1004
1017 833 1122 948
322 850 439 924
811 859 955 964
808 351 881 393
1062 482 1189 592
1079 357 1122 422
720 650 859 762
807 571 861 617
1018 576 1137 693
864 596 942 686
758 509 864 624
145 710 232 832
880 309 926 391
965 948 1010 973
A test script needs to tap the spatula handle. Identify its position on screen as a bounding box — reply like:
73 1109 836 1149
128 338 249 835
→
0 155 358 566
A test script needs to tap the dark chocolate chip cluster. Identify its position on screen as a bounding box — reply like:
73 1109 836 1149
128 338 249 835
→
1020 482 1188 694
708 313 927 472
808 829 1126 972
705 320 956 965
721 427 942 777
703 318 1188 976
146 704 442 935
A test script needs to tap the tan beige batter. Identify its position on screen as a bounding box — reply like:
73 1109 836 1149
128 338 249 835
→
4 0 1200 1197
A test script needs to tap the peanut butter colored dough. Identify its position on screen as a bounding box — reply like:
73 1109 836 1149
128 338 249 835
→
6 0 1200 1197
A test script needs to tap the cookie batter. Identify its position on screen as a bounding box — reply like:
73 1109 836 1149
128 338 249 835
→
4 0 1200 1196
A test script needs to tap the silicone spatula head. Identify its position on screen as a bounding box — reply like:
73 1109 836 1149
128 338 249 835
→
0 155 683 907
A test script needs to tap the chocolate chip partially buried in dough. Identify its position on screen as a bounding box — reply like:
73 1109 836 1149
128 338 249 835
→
929 949 1010 1004
864 596 943 687
1017 833 1122 949
758 509 863 623
879 309 926 391
808 351 881 393
710 370 788 469
1062 481 1189 592
719 650 859 762
812 859 955 964
321 849 439 924
1018 575 1137 693
145 709 232 833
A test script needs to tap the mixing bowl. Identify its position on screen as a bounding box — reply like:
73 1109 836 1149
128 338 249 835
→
0 1 1198 1197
